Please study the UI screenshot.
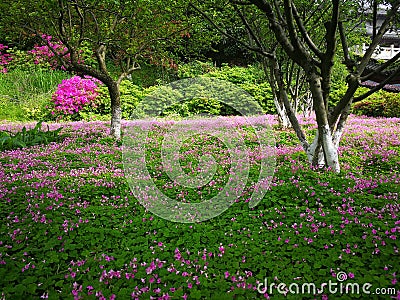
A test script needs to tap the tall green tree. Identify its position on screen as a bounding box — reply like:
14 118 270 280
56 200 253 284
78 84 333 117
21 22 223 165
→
193 0 400 172
0 0 192 139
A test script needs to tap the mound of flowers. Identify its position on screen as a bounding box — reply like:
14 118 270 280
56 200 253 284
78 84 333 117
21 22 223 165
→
51 75 103 116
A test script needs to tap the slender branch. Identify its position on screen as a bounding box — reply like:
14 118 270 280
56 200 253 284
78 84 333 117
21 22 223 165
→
190 3 274 59
357 1 400 75
272 56 309 151
325 0 339 59
329 75 359 127
338 21 353 71
58 0 66 38
272 0 285 25
90 11 99 36
291 3 323 59
71 0 85 43
283 0 304 54
67 2 73 39
372 0 377 40
233 4 265 52
248 0 310 67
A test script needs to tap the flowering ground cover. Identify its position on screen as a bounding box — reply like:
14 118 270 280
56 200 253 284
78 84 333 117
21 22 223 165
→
0 115 399 300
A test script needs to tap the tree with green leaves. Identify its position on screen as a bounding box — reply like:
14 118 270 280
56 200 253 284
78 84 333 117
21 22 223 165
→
192 0 400 172
0 0 194 139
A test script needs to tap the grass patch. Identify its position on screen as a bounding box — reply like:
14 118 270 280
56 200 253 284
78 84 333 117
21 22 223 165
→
0 68 69 121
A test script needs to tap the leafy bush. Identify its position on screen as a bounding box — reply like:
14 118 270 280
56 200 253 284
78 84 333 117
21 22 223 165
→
0 121 65 151
178 62 276 114
205 65 275 114
177 60 217 78
162 96 222 117
353 90 400 117
90 80 146 120
0 46 38 72
0 36 71 72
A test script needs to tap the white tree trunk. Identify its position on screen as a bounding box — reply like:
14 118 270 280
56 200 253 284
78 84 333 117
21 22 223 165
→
306 126 340 172
274 96 290 128
110 105 122 140
321 124 340 172
306 132 324 166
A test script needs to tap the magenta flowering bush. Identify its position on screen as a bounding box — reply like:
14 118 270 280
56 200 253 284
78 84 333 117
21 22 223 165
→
0 44 13 73
0 35 84 72
51 75 103 117
28 34 74 70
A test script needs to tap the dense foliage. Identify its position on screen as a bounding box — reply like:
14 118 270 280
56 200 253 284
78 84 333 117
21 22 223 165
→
0 1 399 299
353 90 400 118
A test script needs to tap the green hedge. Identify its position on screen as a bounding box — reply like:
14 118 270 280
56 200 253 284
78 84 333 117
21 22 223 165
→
353 90 400 118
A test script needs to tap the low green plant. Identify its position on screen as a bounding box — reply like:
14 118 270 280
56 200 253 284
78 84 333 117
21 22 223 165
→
0 121 66 151
353 90 400 117
0 69 69 121
178 63 276 114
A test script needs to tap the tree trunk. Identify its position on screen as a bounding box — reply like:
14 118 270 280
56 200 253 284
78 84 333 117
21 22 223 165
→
274 96 291 128
108 81 122 140
308 72 340 172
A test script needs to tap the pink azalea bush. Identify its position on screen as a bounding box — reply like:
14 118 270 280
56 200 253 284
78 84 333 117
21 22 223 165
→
0 44 13 73
0 34 84 72
28 34 74 70
51 75 103 116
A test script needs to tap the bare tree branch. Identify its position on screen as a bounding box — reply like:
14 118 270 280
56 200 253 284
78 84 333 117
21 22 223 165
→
189 3 274 58
338 21 354 71
361 52 400 81
232 4 265 52
291 3 323 59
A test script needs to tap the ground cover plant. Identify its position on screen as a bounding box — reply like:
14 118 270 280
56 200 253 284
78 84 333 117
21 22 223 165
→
0 121 66 151
0 115 399 300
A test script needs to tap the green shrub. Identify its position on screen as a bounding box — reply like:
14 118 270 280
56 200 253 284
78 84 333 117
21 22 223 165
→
205 66 275 114
205 64 265 84
162 96 222 117
381 92 400 117
177 60 217 79
0 95 27 121
0 121 66 151
329 81 349 107
87 80 146 120
238 81 275 114
353 90 400 117
4 47 38 72
329 82 370 108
